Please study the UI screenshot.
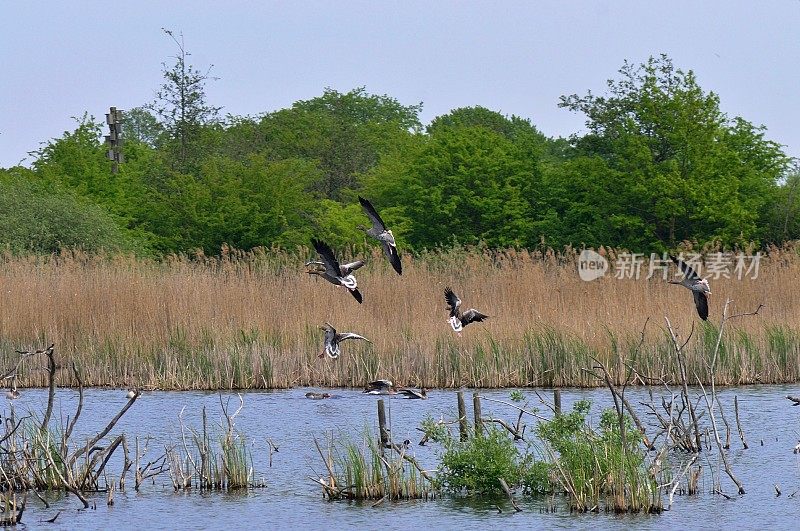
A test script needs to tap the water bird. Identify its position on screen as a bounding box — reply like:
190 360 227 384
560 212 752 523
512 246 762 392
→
358 196 402 275
307 239 365 303
305 391 332 400
3 372 19 400
319 322 371 359
398 387 427 399
363 379 396 395
444 287 489 335
668 255 711 320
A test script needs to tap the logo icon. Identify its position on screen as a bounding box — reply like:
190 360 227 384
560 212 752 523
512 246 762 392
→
578 250 608 282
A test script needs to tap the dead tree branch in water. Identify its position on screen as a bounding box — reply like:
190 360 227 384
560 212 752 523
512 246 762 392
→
665 319 702 452
696 299 762 495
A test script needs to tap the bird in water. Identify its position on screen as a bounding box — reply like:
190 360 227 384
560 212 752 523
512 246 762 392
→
307 239 365 303
319 322 371 359
444 287 489 336
4 376 20 400
305 391 332 400
363 379 396 395
668 254 711 321
358 196 402 275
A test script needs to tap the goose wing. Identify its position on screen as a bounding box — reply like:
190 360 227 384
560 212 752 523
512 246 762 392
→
358 196 387 232
349 287 363 304
382 241 402 275
366 379 393 391
338 332 371 343
461 309 489 326
670 254 701 281
340 260 365 275
312 239 342 277
692 291 709 321
398 388 426 399
444 287 461 317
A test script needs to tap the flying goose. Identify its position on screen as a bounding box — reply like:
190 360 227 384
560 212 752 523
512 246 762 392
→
398 387 428 400
363 379 396 395
307 238 365 303
319 322 371 359
668 254 711 320
358 196 402 275
444 287 489 334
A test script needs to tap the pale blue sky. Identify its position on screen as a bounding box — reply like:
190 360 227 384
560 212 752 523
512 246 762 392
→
1 1 798 168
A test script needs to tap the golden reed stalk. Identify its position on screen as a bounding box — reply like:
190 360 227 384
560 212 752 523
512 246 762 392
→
1 245 798 390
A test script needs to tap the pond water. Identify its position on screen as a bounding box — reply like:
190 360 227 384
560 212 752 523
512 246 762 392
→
3 384 800 530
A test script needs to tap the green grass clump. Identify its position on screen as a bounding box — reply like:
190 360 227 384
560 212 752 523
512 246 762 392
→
316 430 435 501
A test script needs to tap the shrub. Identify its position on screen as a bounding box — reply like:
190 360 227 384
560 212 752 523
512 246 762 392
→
439 427 525 494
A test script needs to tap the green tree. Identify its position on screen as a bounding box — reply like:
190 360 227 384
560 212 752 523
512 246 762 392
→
557 54 789 250
138 155 321 253
147 29 221 171
253 88 423 199
0 167 146 254
123 107 163 148
31 114 113 200
364 126 536 249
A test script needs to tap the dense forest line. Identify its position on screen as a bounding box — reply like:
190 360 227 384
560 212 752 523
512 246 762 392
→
2 53 798 257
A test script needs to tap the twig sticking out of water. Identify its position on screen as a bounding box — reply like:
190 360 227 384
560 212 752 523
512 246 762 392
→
734 396 748 449
499 478 522 512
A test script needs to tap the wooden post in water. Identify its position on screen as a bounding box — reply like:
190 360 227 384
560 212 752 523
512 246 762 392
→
473 392 483 437
457 391 468 442
554 389 562 415
377 399 390 452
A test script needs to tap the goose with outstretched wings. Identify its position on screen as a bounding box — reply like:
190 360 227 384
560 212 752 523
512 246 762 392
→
306 239 365 303
668 254 711 321
444 287 489 335
358 196 402 275
319 322 371 359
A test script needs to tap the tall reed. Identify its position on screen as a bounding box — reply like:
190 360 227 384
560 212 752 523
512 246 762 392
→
1 245 799 389
314 430 434 501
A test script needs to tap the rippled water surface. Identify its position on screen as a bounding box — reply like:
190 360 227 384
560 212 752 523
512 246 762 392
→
4 384 800 530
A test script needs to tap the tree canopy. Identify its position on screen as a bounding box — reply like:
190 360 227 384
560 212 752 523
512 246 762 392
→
3 54 796 256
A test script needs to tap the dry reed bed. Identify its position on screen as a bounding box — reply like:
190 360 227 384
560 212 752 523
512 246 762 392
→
1 247 799 389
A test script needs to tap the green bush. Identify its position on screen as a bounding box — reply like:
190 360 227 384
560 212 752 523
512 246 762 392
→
0 168 148 254
439 427 526 494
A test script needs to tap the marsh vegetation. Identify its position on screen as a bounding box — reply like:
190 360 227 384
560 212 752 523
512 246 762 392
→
1 246 797 391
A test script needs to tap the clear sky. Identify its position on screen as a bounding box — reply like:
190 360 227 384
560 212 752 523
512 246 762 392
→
1 1 798 168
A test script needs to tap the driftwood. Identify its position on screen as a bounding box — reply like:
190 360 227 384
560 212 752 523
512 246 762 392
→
0 492 26 526
1 343 143 509
664 319 702 452
695 299 762 495
499 478 522 512
734 396 748 449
